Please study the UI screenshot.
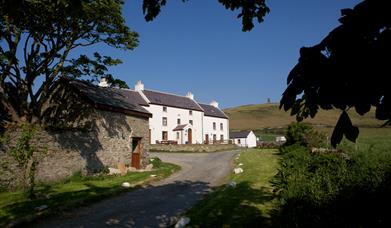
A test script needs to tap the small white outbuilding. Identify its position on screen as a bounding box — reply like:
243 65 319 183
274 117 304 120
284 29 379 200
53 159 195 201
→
230 130 257 148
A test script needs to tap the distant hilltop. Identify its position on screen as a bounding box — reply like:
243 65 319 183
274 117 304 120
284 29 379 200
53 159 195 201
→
224 103 383 132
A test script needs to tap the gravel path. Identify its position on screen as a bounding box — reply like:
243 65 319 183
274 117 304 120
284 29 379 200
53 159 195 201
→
33 151 239 228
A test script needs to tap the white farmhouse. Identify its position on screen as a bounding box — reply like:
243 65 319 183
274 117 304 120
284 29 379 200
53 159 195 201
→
199 102 229 144
230 130 257 148
108 80 230 144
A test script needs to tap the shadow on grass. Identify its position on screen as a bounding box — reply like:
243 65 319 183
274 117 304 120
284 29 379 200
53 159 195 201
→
1 181 137 225
187 181 277 228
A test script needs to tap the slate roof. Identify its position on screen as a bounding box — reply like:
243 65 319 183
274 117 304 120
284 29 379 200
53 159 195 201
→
230 131 252 139
119 89 149 106
198 103 228 119
173 124 189 131
69 80 152 118
142 90 203 111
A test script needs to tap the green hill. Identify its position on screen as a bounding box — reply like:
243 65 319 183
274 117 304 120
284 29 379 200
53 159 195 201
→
224 103 386 137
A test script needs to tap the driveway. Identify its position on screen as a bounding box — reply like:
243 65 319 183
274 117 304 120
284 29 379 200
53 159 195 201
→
33 150 239 228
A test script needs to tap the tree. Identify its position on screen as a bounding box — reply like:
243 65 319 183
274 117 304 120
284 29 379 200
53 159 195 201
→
280 0 391 147
0 0 138 125
142 0 269 32
0 0 269 127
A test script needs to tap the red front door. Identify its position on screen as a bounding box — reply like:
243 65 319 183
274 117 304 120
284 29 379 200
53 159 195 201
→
187 129 192 144
131 138 142 169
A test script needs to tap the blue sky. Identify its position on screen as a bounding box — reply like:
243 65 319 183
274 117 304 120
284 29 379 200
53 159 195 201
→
95 0 361 109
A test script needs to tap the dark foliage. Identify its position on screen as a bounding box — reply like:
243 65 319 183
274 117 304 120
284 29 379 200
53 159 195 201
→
0 0 138 124
142 0 269 32
273 126 391 227
284 122 327 148
280 0 391 146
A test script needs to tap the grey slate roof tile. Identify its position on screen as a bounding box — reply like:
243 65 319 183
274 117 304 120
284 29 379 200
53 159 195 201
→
173 124 188 131
70 80 151 117
119 89 149 106
198 103 228 119
230 131 252 139
142 90 203 111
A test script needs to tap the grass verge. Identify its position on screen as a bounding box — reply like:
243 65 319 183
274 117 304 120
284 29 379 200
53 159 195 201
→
186 149 280 227
0 161 180 226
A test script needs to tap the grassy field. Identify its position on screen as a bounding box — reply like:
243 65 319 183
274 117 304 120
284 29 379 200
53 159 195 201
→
0 160 180 226
224 103 391 140
224 103 383 130
186 149 280 227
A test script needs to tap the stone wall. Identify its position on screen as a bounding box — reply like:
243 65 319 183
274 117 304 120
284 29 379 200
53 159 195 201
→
149 144 239 153
0 109 150 188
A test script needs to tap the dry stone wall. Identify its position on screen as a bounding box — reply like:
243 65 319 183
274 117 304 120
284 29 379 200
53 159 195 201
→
149 144 238 153
0 109 150 188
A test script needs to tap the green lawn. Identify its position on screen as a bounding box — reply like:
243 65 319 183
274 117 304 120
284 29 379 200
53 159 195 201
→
186 149 280 227
0 160 180 226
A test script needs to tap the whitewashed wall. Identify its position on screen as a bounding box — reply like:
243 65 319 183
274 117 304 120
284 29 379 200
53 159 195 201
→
246 131 257 148
233 131 257 148
203 116 229 143
144 104 204 144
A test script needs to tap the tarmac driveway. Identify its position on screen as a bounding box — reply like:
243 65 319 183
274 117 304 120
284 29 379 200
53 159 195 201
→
34 150 239 228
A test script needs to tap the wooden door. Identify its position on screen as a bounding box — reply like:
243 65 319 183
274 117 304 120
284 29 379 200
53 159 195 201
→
131 138 141 169
205 134 209 144
188 129 192 144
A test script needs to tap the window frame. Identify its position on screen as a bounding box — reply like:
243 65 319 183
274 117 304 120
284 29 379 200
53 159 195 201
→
162 117 167 126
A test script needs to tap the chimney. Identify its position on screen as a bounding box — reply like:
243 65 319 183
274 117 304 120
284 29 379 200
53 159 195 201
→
210 100 219 108
98 77 109 87
186 91 194 100
135 80 144 91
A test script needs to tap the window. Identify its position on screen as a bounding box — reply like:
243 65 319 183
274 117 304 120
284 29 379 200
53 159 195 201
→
213 134 217 142
189 110 193 116
162 117 167 126
220 123 223 131
177 118 181 124
162 131 168 141
176 132 180 140
220 135 224 141
189 120 193 125
213 122 216 130
163 106 167 112
238 139 241 144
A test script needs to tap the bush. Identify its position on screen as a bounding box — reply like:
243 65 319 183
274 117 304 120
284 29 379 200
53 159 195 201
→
284 122 327 148
149 157 163 169
273 138 391 227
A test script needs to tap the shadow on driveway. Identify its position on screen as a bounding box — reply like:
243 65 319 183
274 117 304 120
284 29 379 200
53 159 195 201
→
33 180 211 227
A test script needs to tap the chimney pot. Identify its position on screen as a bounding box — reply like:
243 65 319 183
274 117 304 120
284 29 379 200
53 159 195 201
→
135 80 144 91
186 91 194 100
210 100 219 108
98 77 109 87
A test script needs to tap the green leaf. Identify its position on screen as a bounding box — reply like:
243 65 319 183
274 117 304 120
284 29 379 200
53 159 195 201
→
331 111 359 147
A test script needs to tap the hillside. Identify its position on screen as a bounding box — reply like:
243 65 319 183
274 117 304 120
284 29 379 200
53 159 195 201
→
224 103 385 133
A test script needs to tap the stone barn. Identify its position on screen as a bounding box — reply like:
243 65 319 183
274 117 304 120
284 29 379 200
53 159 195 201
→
0 79 152 186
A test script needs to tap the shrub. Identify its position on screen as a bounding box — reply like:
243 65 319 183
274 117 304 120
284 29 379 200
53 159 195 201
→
273 137 391 227
284 122 327 148
150 157 163 169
